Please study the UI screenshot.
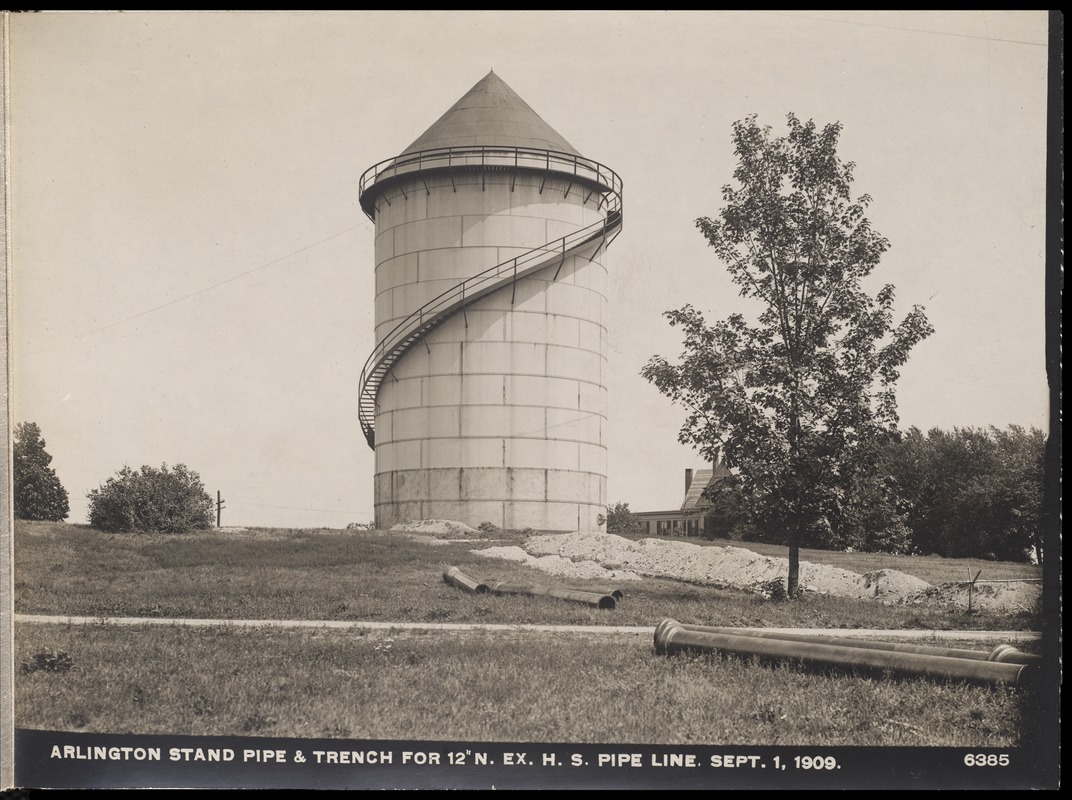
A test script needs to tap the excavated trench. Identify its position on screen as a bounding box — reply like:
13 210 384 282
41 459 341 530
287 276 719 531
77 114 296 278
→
391 520 1042 612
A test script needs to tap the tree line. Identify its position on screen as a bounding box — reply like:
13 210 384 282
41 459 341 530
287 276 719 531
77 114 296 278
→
13 421 214 533
699 424 1046 564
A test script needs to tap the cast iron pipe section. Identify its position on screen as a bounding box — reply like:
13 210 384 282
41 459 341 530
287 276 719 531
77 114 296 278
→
443 567 489 594
986 643 1041 666
654 621 1041 667
653 619 1032 687
487 581 617 609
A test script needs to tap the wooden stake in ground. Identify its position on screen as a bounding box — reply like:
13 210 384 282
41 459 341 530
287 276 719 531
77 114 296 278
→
967 569 982 613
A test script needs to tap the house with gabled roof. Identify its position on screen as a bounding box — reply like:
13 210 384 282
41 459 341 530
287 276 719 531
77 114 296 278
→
633 459 733 537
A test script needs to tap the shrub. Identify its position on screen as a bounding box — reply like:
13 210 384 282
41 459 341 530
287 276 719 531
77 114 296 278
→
21 649 73 674
13 422 70 521
87 463 214 533
606 502 641 535
758 578 789 602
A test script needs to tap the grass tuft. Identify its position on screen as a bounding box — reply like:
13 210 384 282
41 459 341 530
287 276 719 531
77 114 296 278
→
20 648 73 675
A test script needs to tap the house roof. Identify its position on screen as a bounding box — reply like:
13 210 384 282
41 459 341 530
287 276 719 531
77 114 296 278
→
680 461 733 512
400 70 582 156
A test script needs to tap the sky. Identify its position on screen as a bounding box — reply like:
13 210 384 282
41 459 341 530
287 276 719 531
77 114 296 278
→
8 11 1053 529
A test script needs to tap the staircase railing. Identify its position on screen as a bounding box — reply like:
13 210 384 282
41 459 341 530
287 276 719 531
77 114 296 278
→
358 148 623 449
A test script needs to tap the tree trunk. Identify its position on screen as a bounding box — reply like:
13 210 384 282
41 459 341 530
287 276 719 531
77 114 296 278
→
787 525 800 598
787 397 802 599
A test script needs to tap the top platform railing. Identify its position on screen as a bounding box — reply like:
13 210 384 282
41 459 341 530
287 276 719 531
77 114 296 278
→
358 145 623 219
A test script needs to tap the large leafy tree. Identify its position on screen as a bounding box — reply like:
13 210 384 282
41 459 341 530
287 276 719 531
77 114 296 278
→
13 421 70 521
642 114 933 596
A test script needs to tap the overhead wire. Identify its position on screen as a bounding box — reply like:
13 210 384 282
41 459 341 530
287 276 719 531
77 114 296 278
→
764 11 1048 47
28 219 370 355
228 500 372 515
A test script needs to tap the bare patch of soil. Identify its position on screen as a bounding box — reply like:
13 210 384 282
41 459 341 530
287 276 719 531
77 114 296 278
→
473 545 641 581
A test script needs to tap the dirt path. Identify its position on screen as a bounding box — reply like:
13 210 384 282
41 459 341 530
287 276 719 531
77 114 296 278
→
13 613 1041 644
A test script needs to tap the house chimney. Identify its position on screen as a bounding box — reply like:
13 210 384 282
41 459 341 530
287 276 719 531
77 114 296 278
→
685 469 694 494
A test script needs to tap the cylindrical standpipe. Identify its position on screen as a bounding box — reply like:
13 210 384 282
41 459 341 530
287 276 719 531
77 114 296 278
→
653 619 1031 687
655 621 1041 667
488 581 616 609
443 567 489 594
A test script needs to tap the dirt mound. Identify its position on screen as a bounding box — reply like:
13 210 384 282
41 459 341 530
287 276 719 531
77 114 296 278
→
473 545 641 581
474 531 933 604
390 519 480 538
417 527 1038 611
861 569 934 600
912 581 1042 613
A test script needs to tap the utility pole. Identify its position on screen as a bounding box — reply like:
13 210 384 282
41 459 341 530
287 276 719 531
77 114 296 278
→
216 490 225 528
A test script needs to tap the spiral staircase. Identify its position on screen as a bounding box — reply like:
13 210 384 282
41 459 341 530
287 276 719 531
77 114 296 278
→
357 145 623 449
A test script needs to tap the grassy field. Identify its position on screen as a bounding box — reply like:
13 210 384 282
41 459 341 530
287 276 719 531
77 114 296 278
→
13 521 1042 631
12 519 1048 747
15 623 1034 747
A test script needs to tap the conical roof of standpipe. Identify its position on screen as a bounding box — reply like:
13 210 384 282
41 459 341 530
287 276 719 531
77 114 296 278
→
400 70 582 157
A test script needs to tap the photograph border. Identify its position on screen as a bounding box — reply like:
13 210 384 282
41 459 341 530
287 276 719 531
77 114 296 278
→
1 10 1062 791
